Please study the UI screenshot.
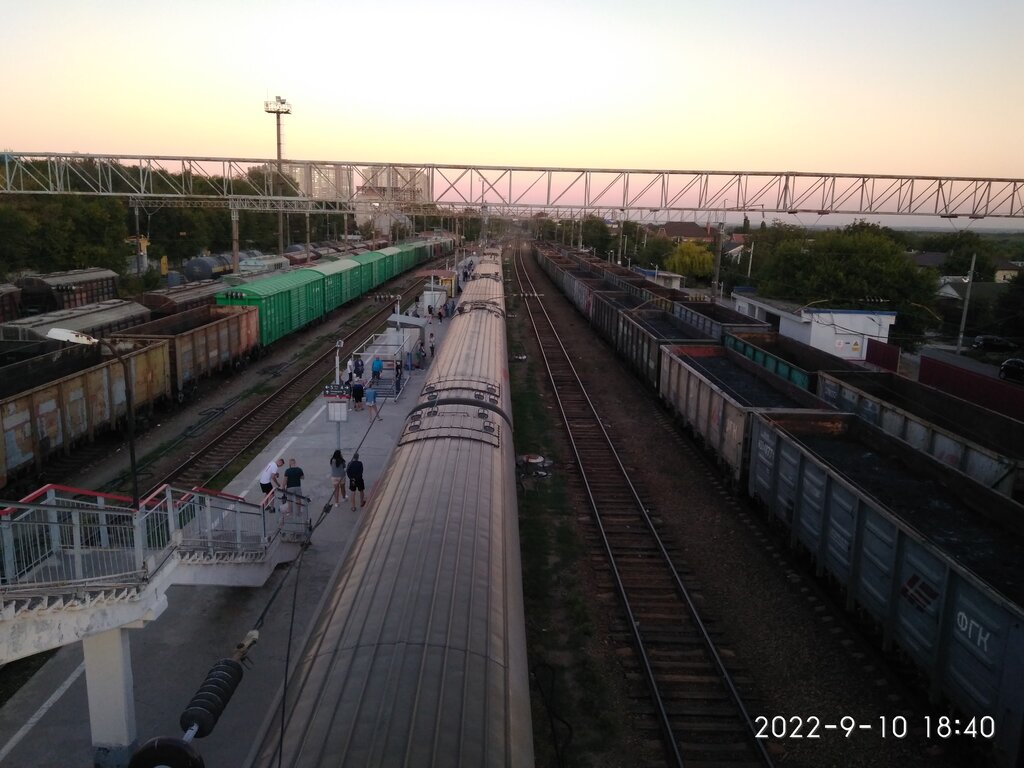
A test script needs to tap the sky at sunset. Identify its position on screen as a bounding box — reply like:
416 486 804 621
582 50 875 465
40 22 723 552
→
3 0 1023 181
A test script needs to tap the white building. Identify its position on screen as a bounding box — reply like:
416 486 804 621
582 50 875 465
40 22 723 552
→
731 292 897 361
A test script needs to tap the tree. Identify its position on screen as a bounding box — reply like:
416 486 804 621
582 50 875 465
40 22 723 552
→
581 215 611 256
666 241 713 279
641 233 674 270
755 223 940 350
919 231 997 281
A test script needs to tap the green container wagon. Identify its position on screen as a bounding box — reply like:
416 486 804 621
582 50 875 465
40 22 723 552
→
302 259 363 313
349 251 388 291
377 247 401 282
216 270 325 346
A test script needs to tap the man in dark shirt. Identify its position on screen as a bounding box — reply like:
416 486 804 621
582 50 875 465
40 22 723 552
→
283 458 304 516
346 452 365 511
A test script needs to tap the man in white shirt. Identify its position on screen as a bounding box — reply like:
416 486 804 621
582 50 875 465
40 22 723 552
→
259 458 284 495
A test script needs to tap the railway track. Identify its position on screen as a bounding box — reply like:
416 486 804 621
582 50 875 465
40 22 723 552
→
144 283 422 493
512 245 773 768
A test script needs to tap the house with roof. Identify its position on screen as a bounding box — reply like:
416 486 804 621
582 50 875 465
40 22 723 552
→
731 290 896 361
995 259 1022 283
654 221 717 244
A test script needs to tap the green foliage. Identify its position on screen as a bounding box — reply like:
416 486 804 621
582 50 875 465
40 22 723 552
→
0 196 130 277
640 232 675 270
918 230 997 280
581 216 610 255
754 222 940 349
666 240 713 278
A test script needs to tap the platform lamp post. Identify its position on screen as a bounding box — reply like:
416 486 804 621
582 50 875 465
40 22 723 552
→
47 328 139 510
264 96 291 257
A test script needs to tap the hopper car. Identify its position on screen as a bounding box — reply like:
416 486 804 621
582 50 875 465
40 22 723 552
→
534 240 1024 767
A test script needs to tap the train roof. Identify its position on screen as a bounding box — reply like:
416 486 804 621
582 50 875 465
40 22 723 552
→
140 281 223 312
0 299 149 339
16 268 119 289
300 259 361 277
347 251 387 264
217 269 321 297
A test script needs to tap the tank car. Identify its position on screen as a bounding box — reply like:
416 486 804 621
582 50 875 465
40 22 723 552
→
246 255 533 767
183 253 234 282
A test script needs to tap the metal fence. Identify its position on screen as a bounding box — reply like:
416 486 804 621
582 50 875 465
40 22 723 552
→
0 484 284 596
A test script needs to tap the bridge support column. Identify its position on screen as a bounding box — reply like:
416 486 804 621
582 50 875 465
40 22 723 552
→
83 628 137 767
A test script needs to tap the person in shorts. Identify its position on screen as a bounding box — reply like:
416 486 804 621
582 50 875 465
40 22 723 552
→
259 458 284 495
365 383 381 421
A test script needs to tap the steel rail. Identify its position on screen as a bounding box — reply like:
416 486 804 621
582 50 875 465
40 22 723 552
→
512 242 773 766
143 284 421 495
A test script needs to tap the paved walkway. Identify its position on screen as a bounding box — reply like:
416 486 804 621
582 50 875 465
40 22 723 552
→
0 283 463 767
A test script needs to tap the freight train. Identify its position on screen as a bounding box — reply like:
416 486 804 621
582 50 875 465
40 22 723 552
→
245 254 533 767
15 268 119 314
534 242 1024 768
0 236 455 494
181 237 391 282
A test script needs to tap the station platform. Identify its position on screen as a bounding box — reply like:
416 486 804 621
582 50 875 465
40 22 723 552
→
0 283 464 766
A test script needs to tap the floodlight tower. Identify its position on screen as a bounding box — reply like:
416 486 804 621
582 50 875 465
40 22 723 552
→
264 95 291 256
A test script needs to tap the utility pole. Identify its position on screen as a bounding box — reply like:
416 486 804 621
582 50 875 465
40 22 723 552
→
264 96 291 256
955 252 977 354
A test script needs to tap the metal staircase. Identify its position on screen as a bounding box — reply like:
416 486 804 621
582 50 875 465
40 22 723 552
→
0 482 307 662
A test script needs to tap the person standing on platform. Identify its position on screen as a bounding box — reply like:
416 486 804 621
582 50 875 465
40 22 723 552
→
371 356 383 383
283 458 304 516
365 382 381 421
353 357 365 380
259 458 284 500
346 452 366 511
330 450 347 505
429 334 435 359
346 356 355 384
438 305 444 324
394 358 403 394
351 379 365 410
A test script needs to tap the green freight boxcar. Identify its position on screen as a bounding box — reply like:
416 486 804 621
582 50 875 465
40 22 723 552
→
349 251 389 289
376 247 401 282
303 259 365 313
216 270 325 347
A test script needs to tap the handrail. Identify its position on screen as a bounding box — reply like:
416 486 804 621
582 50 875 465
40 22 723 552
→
0 484 286 597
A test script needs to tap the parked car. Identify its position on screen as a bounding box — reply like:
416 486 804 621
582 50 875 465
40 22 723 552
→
999 358 1024 382
972 335 1017 351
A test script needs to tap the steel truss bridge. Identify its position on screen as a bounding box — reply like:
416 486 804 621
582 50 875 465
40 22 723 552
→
3 152 1024 221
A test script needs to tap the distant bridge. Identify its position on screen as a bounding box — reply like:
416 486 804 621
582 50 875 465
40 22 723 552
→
3 153 1024 221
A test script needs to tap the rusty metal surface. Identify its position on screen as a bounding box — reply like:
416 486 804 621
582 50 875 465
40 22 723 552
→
0 340 170 486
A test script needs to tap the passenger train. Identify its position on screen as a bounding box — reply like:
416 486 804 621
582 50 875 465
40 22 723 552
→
245 255 534 767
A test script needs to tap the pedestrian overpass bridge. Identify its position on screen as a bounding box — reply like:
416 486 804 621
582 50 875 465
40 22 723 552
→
0 483 307 765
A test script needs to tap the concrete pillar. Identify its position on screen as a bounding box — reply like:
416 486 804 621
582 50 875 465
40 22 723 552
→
83 628 136 767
